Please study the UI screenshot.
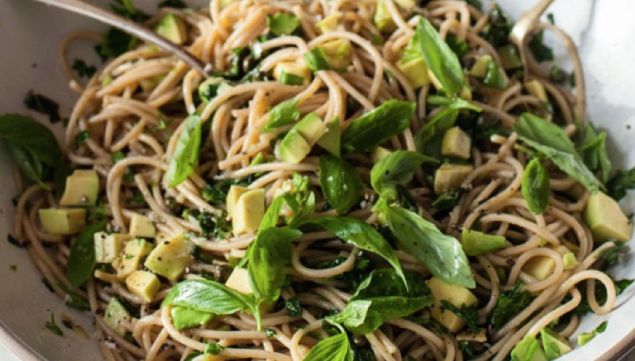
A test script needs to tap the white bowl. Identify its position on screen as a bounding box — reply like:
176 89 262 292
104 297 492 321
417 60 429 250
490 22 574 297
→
0 0 634 360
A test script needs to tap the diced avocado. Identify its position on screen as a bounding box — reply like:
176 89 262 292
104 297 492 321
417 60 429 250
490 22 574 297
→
140 75 166 93
483 61 507 89
374 0 396 34
102 74 113 87
225 267 274 313
125 270 161 302
371 146 392 164
428 70 444 91
583 192 633 242
103 298 131 336
95 232 131 264
59 170 100 206
317 118 341 157
563 252 578 270
144 234 194 281
226 185 249 216
279 129 312 164
316 13 342 33
578 332 595 346
273 62 311 85
434 164 473 194
232 189 265 235
460 86 473 101
129 214 156 238
441 127 471 159
426 277 478 333
39 208 87 235
540 328 572 360
523 245 568 281
469 56 492 78
497 45 523 70
525 80 548 102
117 239 155 279
295 113 327 146
461 228 506 256
170 306 214 330
198 77 232 103
154 13 187 45
397 55 431 89
319 40 352 70
251 152 266 166
511 336 548 361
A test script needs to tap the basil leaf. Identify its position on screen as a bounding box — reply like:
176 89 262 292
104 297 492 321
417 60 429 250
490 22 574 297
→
513 113 603 192
483 60 507 89
381 204 475 288
528 30 554 63
261 98 301 133
371 150 435 202
328 269 433 334
427 96 482 112
319 155 363 214
279 72 305 85
166 114 203 187
413 18 465 94
98 27 139 60
304 48 330 71
287 191 315 228
522 158 550 215
259 195 288 233
170 306 214 330
578 123 611 183
66 219 108 287
0 113 61 166
304 217 406 285
248 227 303 304
163 279 258 316
267 13 301 36
341 100 414 153
607 168 635 201
5 142 47 189
303 332 353 361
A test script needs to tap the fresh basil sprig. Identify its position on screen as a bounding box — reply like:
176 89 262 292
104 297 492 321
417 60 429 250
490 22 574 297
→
261 98 301 133
247 227 303 305
378 203 475 288
318 155 363 214
303 331 353 361
513 113 603 192
328 269 433 334
341 100 414 153
66 219 108 287
522 158 550 215
413 18 465 94
304 48 331 72
304 217 406 285
577 123 611 183
371 151 436 202
165 114 204 187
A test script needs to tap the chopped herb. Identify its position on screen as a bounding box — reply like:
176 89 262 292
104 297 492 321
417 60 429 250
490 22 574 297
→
440 300 480 332
97 28 139 60
606 166 635 201
23 91 61 123
265 328 277 338
578 321 608 346
110 151 125 163
575 277 633 315
547 13 556 25
279 72 305 85
599 242 629 267
7 234 26 248
304 48 331 71
550 66 567 84
158 0 186 8
45 314 64 337
528 31 554 62
71 60 97 78
110 0 148 22
197 211 232 240
205 343 224 356
9 265 17 271
42 278 54 293
446 34 471 58
285 297 303 317
432 189 466 212
480 5 513 48
202 178 249 206
75 131 91 147
490 283 535 329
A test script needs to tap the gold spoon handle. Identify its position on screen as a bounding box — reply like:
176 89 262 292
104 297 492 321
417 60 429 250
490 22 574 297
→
510 0 556 46
31 0 210 77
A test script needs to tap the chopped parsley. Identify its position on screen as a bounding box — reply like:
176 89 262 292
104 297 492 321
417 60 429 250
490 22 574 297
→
23 91 61 123
45 314 64 337
440 301 480 332
490 283 535 329
72 60 97 78
285 297 303 317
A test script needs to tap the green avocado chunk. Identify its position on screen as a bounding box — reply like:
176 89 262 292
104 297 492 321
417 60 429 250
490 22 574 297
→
461 228 506 256
540 328 572 360
170 306 214 330
511 336 548 361
155 13 187 45
583 191 633 242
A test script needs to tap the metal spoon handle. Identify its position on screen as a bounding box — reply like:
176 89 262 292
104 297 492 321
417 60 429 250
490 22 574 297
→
510 0 556 46
32 0 209 76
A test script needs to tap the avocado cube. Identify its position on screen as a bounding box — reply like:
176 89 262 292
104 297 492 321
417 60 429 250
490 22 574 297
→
511 336 548 361
232 189 265 235
125 270 161 303
562 252 578 270
441 127 472 159
144 234 194 281
523 245 568 280
140 75 166 93
374 0 396 33
273 62 311 85
371 146 392 164
540 328 572 360
397 56 431 89
469 56 492 78
295 113 327 146
226 185 249 215
59 170 100 206
154 13 187 45
319 40 352 70
461 228 506 256
94 232 131 264
225 267 273 313
583 192 633 242
279 129 312 164
434 164 473 194
129 214 156 238
117 239 155 279
427 277 478 333
525 80 548 102
103 297 131 336
497 45 523 70
317 118 341 157
316 13 342 33
39 208 87 235
170 306 214 330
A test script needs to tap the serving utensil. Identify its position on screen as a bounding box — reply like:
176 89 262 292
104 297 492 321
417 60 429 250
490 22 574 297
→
509 0 556 46
29 0 210 76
